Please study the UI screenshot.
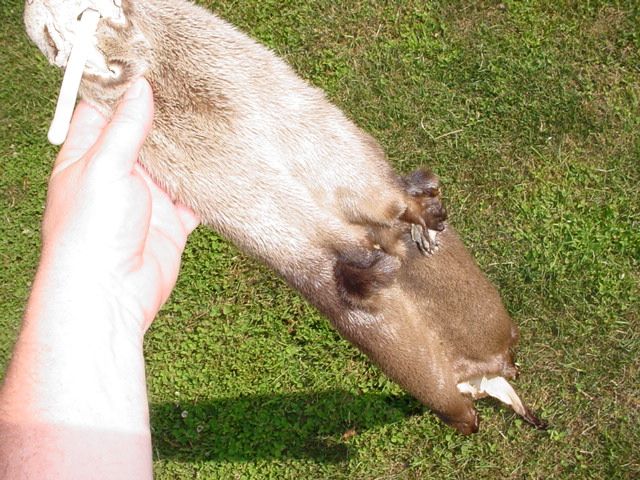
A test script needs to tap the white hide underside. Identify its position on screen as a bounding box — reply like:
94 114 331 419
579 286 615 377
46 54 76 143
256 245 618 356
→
457 376 528 417
37 2 125 145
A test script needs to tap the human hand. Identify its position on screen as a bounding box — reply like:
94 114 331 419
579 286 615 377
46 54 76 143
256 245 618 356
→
39 78 199 334
0 78 195 479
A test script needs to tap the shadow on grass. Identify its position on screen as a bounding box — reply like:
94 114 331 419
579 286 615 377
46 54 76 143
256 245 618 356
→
150 389 424 463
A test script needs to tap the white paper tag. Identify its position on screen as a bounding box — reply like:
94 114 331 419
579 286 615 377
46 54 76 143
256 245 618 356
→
47 8 101 145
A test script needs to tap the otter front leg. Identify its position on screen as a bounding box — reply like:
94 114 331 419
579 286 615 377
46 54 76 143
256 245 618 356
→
400 169 448 255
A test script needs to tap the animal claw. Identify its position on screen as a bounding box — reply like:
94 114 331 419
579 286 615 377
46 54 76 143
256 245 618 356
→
411 224 440 255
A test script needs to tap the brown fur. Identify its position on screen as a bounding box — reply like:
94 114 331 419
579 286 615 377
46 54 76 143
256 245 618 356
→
23 0 542 433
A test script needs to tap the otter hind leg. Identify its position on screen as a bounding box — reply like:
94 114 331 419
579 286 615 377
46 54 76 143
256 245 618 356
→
400 168 448 255
457 376 547 429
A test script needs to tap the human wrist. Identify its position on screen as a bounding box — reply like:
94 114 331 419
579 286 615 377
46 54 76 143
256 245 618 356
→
35 240 153 336
0 294 153 478
4 269 150 432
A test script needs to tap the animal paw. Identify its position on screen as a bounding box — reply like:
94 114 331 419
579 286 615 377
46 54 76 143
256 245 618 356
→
411 224 440 255
401 169 448 254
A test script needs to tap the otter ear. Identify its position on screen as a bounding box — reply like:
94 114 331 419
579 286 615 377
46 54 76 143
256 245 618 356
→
334 247 400 311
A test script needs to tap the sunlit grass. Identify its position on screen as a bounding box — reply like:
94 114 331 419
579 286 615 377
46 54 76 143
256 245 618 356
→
1 0 638 478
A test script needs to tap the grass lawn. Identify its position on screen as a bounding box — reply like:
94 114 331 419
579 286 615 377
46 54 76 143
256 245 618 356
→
1 0 638 478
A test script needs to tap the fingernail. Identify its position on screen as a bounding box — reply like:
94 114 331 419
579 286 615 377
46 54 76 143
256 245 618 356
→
124 78 146 100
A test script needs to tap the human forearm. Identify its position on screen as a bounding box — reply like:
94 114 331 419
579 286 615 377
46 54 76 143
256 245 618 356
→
0 79 196 479
0 261 153 479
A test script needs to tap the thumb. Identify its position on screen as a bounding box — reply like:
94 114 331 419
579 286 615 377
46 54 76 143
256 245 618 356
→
89 78 155 178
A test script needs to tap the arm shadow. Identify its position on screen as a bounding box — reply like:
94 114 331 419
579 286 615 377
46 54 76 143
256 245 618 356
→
150 389 424 464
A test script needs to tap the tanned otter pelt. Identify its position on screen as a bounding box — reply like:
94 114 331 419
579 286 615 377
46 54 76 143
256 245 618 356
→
23 0 545 434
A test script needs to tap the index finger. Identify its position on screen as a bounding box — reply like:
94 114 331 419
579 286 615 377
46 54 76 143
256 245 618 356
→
52 101 108 175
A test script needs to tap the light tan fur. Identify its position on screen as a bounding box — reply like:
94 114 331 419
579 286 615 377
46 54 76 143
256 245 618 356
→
24 0 543 433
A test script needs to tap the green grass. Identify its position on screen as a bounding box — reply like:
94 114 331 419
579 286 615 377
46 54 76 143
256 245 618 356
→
1 0 639 478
